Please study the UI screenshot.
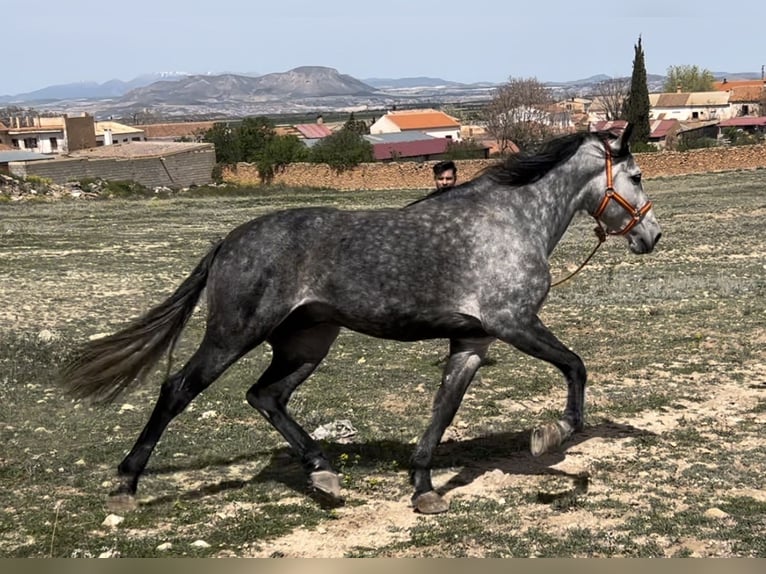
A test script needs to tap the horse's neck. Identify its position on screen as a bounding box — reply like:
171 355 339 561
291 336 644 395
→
490 174 592 256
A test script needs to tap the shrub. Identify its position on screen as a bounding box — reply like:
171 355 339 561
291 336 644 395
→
25 174 53 186
309 129 373 172
631 141 659 153
677 136 718 151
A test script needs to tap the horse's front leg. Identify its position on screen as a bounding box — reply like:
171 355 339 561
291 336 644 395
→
491 314 586 456
410 337 492 514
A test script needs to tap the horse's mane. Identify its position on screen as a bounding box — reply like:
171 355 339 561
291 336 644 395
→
482 131 592 186
407 130 621 206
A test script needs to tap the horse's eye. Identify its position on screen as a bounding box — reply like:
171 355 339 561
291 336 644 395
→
630 173 642 184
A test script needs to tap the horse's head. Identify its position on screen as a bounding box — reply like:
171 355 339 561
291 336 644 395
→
591 125 662 254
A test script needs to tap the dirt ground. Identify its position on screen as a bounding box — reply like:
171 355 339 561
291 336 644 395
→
1 172 765 557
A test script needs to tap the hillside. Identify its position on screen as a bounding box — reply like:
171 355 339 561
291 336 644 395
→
121 67 376 105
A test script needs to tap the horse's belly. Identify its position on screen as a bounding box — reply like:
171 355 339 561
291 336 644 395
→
338 308 486 341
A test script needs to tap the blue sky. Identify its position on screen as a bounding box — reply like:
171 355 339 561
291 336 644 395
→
4 0 765 94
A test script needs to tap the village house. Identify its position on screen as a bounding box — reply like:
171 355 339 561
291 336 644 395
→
369 109 462 141
589 118 719 150
712 79 766 117
0 113 145 154
648 91 733 122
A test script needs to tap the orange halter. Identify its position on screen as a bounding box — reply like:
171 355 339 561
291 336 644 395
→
591 145 653 236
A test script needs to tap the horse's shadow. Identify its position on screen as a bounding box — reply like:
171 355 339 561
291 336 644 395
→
139 419 654 508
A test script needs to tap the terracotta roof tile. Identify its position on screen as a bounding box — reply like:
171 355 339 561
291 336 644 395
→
386 110 460 130
725 86 764 102
135 122 217 139
712 80 765 91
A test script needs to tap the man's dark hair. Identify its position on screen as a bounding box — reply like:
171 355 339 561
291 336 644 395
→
433 160 457 177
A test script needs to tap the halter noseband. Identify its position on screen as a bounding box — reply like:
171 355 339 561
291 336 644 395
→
591 144 653 236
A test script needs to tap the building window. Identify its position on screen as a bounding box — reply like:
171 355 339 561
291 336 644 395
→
132 137 141 141
11 138 19 148
23 137 38 149
50 137 58 151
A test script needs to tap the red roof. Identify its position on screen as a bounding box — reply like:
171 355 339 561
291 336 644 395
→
591 119 679 139
295 123 333 139
718 116 766 127
648 119 679 139
372 138 449 161
590 120 628 134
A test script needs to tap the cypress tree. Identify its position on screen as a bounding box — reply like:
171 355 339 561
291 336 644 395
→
624 35 651 145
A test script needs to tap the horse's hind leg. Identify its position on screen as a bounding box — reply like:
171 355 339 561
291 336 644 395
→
108 334 247 512
246 322 342 505
492 315 586 457
410 337 492 514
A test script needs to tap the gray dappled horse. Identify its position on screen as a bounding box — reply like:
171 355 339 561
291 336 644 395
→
61 125 661 514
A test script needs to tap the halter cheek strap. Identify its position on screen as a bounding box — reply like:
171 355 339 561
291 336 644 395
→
591 146 653 236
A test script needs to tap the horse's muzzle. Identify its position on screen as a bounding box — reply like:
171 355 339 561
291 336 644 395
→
629 230 661 254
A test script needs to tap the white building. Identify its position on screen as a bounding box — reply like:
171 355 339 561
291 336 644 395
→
649 91 733 122
0 114 145 154
369 109 461 141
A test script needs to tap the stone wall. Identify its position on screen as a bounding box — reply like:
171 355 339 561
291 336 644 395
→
11 147 216 188
222 144 766 190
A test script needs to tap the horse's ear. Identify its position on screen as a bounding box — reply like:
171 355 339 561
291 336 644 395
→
618 123 634 155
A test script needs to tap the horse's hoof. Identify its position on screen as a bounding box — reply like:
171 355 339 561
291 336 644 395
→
530 423 562 457
412 491 449 514
309 470 344 507
531 420 574 456
106 493 138 513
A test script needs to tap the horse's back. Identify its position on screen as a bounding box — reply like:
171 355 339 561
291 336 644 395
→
203 204 494 340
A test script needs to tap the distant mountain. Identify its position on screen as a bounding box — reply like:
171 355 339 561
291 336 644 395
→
2 68 762 109
251 66 374 96
122 67 376 105
547 74 613 87
0 72 190 103
712 71 764 81
363 76 471 89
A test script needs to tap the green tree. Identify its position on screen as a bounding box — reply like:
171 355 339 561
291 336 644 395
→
238 116 276 163
663 65 715 93
623 36 652 147
444 139 488 160
257 135 309 182
202 122 240 164
342 112 368 135
310 128 373 172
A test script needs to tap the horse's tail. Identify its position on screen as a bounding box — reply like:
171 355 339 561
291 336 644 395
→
60 240 224 404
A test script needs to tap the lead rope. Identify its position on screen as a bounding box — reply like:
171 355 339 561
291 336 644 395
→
551 221 607 288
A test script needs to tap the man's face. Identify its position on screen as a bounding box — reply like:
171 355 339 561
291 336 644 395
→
435 169 456 189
